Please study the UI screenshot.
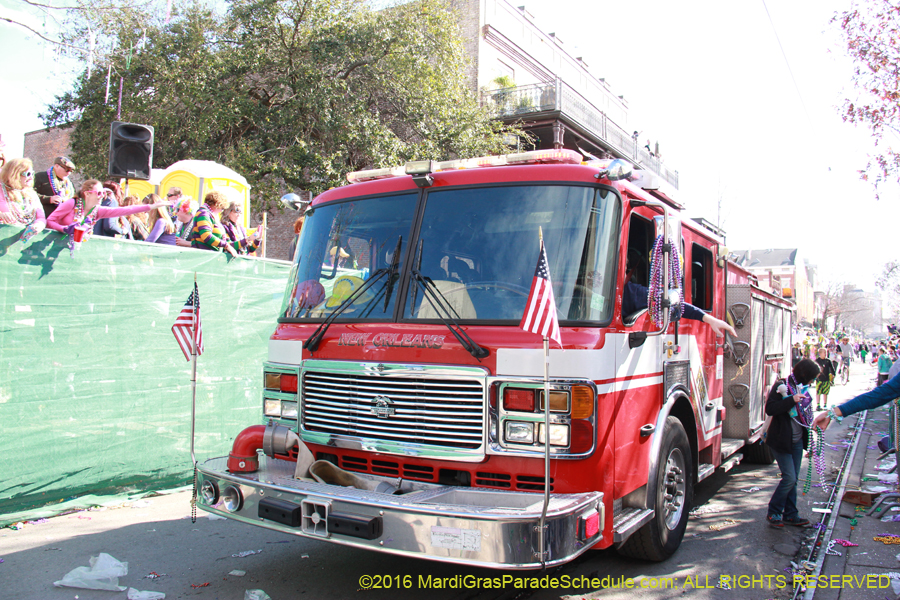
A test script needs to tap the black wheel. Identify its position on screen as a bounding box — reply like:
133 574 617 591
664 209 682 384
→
742 439 775 464
617 416 693 561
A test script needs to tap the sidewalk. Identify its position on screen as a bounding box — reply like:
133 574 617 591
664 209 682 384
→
804 361 900 600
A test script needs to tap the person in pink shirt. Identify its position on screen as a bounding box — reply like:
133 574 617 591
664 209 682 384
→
46 179 170 235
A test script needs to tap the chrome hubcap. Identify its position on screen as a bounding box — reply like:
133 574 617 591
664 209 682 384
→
663 448 686 530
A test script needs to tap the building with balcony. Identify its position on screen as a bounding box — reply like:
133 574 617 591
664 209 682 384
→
449 0 678 188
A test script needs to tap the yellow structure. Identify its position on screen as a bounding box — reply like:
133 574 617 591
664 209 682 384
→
123 169 165 201
125 160 252 227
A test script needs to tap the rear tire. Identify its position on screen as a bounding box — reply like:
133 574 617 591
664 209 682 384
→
742 439 775 464
617 417 693 561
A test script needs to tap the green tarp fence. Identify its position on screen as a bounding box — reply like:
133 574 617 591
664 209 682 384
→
0 226 291 525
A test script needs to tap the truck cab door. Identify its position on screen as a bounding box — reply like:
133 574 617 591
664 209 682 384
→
686 240 723 436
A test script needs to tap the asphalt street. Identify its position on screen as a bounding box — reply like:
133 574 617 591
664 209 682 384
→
1 361 897 600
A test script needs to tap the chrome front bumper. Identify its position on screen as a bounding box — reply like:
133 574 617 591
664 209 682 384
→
196 456 603 569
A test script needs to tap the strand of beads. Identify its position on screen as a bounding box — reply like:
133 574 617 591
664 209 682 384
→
648 235 665 327
812 425 827 477
647 234 685 327
802 424 820 495
669 243 684 320
824 540 841 556
48 168 62 196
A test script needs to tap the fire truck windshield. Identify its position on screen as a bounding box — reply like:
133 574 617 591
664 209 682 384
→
279 184 620 324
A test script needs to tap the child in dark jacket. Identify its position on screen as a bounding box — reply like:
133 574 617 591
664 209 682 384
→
764 358 820 529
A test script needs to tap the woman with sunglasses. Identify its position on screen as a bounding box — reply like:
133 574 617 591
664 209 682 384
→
0 158 46 236
46 179 170 236
221 201 262 255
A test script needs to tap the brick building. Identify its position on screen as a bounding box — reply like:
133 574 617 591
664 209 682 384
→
23 125 75 172
731 248 817 326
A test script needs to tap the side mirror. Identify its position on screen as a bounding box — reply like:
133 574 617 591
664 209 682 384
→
281 193 309 211
605 159 633 182
668 289 682 320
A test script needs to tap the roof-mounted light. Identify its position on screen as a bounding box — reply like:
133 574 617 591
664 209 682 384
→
504 149 582 165
405 160 436 188
346 165 405 184
345 148 583 184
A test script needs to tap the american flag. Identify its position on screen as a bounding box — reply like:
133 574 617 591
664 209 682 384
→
172 282 204 361
519 238 561 346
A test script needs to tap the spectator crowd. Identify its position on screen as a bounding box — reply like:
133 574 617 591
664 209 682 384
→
0 154 265 255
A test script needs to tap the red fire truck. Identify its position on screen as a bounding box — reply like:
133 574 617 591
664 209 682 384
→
194 149 793 567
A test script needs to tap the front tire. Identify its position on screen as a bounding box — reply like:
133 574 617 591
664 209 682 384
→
617 416 693 561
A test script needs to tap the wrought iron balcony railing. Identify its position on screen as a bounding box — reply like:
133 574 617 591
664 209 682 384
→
481 79 679 189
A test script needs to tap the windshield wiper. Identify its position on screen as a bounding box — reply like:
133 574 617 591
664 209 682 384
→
410 270 489 360
304 268 389 352
382 236 403 312
409 240 423 313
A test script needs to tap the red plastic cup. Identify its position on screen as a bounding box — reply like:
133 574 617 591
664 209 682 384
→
72 224 88 243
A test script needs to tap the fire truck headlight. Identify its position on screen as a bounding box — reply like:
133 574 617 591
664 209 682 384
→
538 423 570 447
280 401 298 419
504 421 535 444
222 485 244 512
264 399 282 417
199 479 219 505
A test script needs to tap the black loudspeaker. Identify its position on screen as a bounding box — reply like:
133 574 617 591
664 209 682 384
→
108 121 154 180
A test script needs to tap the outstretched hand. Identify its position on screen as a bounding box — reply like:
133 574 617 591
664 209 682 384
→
812 411 831 431
704 314 737 338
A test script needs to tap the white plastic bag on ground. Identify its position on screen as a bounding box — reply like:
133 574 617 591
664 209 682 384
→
128 588 166 599
245 590 272 600
54 552 129 591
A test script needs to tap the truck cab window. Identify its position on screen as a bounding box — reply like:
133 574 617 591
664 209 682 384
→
623 213 654 324
280 194 418 320
405 185 620 323
691 243 714 311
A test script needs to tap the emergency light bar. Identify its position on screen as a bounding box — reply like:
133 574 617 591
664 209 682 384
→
346 149 583 184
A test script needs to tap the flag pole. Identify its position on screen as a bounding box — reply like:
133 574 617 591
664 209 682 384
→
539 335 551 568
190 272 198 467
190 273 199 522
538 226 550 569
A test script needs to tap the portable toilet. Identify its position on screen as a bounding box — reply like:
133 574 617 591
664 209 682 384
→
124 168 165 200
158 160 251 227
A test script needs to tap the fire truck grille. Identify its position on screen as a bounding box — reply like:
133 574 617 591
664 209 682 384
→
301 371 485 451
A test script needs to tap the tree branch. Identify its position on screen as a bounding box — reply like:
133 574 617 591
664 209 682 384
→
0 15 90 53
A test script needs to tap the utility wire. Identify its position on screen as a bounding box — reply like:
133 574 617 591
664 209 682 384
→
760 0 815 130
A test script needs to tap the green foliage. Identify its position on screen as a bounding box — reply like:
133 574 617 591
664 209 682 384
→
833 0 900 197
492 75 515 89
42 0 514 208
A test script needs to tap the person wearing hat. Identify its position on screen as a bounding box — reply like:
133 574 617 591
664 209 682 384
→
33 156 76 218
328 245 353 268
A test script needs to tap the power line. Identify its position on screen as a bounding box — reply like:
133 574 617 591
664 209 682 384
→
760 0 814 130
